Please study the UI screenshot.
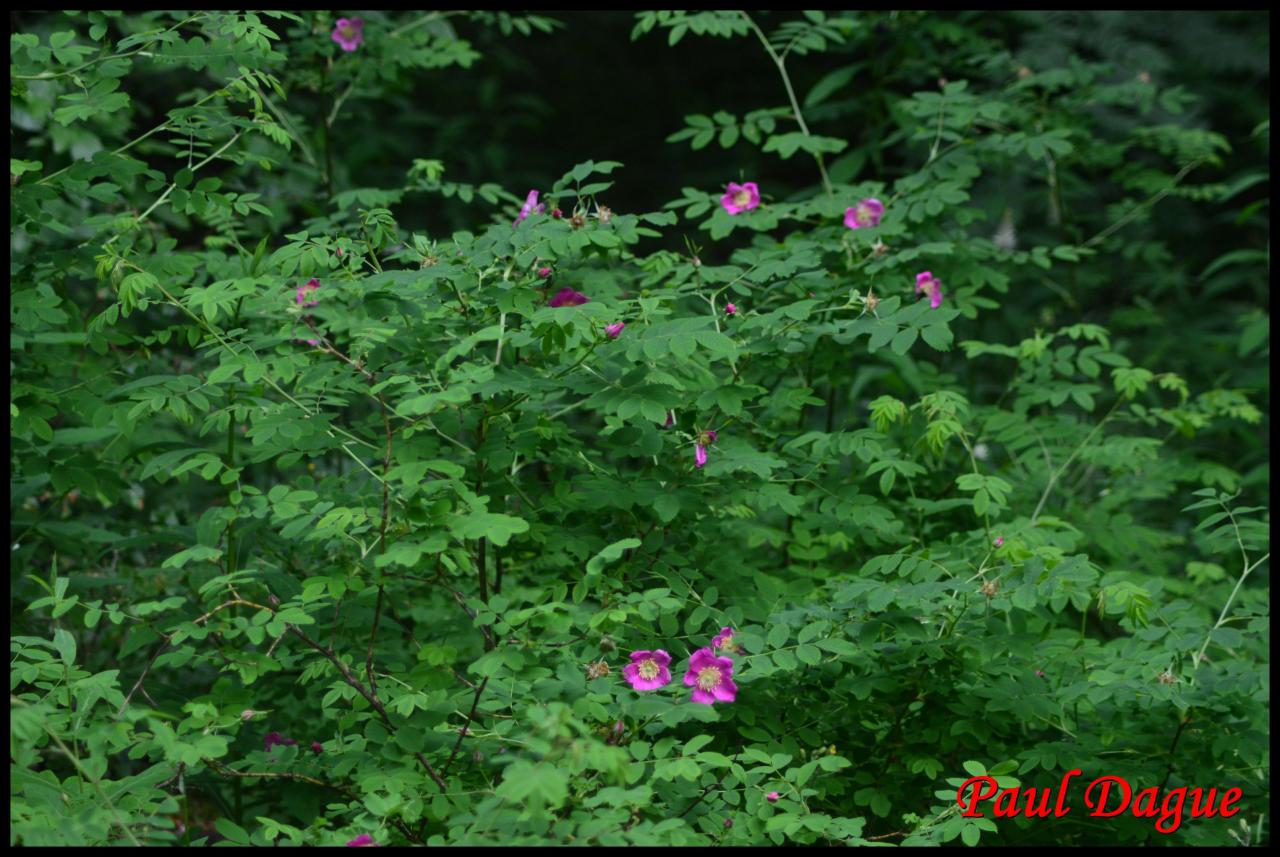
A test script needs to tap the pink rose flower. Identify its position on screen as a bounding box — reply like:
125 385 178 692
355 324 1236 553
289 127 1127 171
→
623 650 673 691
694 430 718 469
683 647 737 705
548 288 589 307
345 833 377 847
767 791 780 803
720 181 760 215
296 278 320 307
514 189 545 226
915 271 944 309
843 198 884 229
724 303 737 315
331 18 364 52
605 322 626 339
264 732 297 751
711 626 739 653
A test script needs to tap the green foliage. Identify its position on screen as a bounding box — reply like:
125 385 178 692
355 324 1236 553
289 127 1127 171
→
10 9 1269 848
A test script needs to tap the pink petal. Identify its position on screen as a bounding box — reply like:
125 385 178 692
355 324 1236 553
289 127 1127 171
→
712 678 737 702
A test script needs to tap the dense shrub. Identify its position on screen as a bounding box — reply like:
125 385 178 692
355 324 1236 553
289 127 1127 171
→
10 10 1269 846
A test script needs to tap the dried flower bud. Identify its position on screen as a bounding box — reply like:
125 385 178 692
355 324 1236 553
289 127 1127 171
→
595 204 613 224
1137 70 1152 85
473 749 484 764
570 213 587 230
420 255 439 268
980 578 1000 598
1157 670 1179 685
1017 65 1032 79
864 290 880 312
585 659 611 680
599 635 617 653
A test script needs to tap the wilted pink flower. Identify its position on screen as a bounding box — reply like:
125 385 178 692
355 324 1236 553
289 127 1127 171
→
605 322 626 339
711 626 737 652
346 834 377 847
623 650 673 691
548 288 589 307
537 266 553 278
331 18 364 52
514 189 545 226
683 647 737 705
766 791 780 803
264 732 297 751
240 709 256 722
694 430 718 469
993 536 1004 548
844 198 885 230
296 278 320 307
723 818 733 829
612 720 625 736
311 741 324 754
720 181 760 215
915 271 944 309
662 410 676 429
724 303 737 315
1035 669 1047 679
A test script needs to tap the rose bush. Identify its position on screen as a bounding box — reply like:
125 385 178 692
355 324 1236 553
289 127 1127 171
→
10 10 1269 847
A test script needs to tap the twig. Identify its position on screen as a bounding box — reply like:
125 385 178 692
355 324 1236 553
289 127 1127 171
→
740 11 833 197
285 625 448 790
1084 159 1204 248
441 677 490 778
1156 716 1192 793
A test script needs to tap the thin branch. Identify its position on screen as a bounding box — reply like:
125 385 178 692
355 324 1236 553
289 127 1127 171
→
1084 159 1204 248
441 677 490 778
